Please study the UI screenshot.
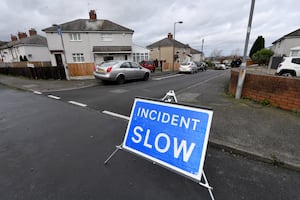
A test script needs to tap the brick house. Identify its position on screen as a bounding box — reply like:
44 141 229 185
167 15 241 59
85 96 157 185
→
42 10 134 78
271 28 300 56
0 29 50 65
147 33 203 71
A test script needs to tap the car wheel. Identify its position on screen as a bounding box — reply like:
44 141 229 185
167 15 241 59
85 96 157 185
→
143 73 149 81
116 75 125 84
280 71 295 77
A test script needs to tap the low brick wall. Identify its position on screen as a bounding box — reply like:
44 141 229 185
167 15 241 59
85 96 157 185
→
229 70 300 112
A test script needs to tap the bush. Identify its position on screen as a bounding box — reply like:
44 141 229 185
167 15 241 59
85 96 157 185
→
252 48 274 65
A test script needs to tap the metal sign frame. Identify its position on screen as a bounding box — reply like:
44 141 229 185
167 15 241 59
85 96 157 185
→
104 91 215 200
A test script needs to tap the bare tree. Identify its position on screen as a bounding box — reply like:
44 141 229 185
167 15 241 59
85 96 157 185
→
210 49 223 59
230 48 242 57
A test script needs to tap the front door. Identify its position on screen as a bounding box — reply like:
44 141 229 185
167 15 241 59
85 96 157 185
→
55 54 63 66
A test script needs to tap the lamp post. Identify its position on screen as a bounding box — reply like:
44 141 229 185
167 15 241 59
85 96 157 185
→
172 21 183 72
235 0 255 99
53 24 70 80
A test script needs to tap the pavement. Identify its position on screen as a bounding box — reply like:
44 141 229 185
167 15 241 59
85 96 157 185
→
0 71 299 171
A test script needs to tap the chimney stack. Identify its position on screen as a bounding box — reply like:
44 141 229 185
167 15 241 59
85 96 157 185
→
11 34 18 41
29 28 37 36
18 32 28 40
89 10 97 21
167 33 173 39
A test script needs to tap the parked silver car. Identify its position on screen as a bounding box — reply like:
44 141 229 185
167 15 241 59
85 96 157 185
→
93 60 151 84
179 61 198 73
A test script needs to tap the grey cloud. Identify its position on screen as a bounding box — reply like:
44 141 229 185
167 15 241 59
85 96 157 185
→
0 0 299 56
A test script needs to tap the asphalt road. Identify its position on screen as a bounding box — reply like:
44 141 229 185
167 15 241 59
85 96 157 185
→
0 71 299 200
49 70 226 116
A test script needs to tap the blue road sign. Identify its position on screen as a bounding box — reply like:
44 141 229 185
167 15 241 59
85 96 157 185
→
122 98 213 181
57 27 62 36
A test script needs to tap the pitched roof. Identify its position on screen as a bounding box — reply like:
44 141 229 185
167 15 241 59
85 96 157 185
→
42 19 134 33
0 35 47 49
272 28 300 44
146 37 189 49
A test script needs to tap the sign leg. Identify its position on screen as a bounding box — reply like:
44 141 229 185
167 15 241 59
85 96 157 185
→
161 90 178 103
104 144 122 165
199 171 215 200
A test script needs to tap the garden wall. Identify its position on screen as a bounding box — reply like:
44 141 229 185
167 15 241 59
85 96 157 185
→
229 70 300 112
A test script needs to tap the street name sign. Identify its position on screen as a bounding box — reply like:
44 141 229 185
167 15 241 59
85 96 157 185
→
122 97 213 182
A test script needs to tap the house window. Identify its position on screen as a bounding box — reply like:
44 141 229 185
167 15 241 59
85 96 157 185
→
70 33 81 41
133 52 149 63
101 34 112 42
72 53 84 62
145 53 149 60
136 53 140 62
290 50 300 57
141 53 145 61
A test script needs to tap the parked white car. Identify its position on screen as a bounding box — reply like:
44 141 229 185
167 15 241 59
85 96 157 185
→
214 63 226 70
276 57 300 77
179 61 198 73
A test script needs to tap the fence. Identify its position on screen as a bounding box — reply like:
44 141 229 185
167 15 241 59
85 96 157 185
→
68 63 94 77
269 56 283 69
0 66 66 80
0 61 52 68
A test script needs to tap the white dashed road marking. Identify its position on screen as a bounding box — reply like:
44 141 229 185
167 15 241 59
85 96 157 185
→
33 91 42 95
47 95 61 100
33 92 88 108
68 101 87 107
102 110 130 121
152 74 183 81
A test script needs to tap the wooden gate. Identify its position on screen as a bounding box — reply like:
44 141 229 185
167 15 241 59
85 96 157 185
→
68 63 94 77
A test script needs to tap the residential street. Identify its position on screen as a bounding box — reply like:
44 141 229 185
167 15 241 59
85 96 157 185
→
1 2 300 199
0 70 299 200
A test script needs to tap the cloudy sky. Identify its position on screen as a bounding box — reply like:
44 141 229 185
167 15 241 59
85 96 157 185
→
0 0 299 56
